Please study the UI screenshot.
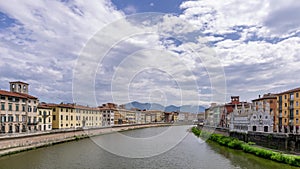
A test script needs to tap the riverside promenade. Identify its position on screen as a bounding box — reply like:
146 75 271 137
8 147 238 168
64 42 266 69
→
0 123 171 156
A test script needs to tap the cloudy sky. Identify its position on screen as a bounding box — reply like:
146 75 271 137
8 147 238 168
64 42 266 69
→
0 0 300 107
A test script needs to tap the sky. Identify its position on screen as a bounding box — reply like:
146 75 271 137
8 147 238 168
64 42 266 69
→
0 0 300 107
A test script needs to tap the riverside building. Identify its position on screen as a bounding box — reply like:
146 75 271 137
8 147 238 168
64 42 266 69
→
0 81 39 133
276 87 300 133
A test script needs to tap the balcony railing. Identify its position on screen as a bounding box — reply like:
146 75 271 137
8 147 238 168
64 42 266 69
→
27 121 39 125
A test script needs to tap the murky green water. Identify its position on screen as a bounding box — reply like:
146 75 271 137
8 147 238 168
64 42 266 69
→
0 126 297 169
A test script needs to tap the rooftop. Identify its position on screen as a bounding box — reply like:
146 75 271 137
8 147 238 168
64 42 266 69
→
0 89 37 99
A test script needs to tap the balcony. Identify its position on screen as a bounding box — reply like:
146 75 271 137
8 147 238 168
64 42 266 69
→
27 121 39 125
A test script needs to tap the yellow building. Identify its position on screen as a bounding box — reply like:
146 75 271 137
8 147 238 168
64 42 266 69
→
48 103 102 129
276 87 300 133
142 110 164 122
114 107 136 125
75 105 102 128
37 103 52 131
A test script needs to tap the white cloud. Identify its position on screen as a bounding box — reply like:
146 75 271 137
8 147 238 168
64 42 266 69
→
0 0 124 103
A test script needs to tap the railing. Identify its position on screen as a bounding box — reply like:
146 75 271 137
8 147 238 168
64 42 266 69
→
27 122 39 125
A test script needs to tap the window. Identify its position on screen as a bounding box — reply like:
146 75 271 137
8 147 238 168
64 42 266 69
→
296 119 299 124
39 111 42 115
297 93 299 98
39 118 42 122
61 115 63 120
297 110 299 115
285 103 287 107
1 103 5 110
66 109 68 112
71 116 73 121
22 99 26 103
28 106 32 112
16 104 19 111
66 115 68 120
285 118 287 123
53 108 56 112
22 105 25 112
22 115 26 122
0 95 5 100
53 115 56 121
1 115 6 122
48 118 51 123
8 104 12 111
61 108 63 112
296 102 299 107
264 126 268 132
16 115 19 122
33 106 37 112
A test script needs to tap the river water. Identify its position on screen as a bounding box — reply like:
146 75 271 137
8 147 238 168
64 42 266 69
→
0 126 298 169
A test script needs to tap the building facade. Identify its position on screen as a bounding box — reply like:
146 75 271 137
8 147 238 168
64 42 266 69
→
99 103 115 127
47 103 102 129
37 103 52 131
0 81 39 133
230 102 273 133
252 93 277 131
276 88 300 133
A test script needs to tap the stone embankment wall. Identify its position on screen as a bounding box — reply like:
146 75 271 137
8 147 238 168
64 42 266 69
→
230 131 300 153
0 123 170 156
198 125 300 154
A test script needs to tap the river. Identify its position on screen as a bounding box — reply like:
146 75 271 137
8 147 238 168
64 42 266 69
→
0 125 297 169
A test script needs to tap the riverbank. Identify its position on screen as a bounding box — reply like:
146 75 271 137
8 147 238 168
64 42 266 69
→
0 123 171 157
191 127 300 167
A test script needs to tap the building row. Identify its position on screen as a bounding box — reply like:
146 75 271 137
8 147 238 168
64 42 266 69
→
0 81 197 134
205 88 300 134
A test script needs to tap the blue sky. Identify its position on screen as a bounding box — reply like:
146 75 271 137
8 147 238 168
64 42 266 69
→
111 0 184 14
0 0 300 107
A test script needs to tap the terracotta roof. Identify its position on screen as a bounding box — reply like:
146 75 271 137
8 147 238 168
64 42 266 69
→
276 87 300 95
38 103 52 109
9 81 29 85
0 90 37 99
16 92 38 99
252 93 277 101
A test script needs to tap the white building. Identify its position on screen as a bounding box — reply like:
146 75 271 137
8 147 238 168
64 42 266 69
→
230 102 273 133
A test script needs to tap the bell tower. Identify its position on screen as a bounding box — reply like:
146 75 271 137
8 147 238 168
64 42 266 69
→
9 81 29 94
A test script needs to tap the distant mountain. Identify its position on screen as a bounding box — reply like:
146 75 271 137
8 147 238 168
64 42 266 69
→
124 101 206 113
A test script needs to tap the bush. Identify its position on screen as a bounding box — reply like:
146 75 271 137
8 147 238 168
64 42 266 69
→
228 139 243 149
190 127 300 167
